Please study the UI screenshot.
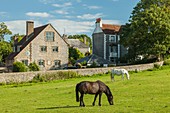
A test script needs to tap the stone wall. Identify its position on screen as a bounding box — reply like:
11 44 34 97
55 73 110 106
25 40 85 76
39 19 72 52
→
0 61 163 84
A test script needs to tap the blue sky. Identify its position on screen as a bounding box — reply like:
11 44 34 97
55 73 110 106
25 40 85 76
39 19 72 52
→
0 0 140 41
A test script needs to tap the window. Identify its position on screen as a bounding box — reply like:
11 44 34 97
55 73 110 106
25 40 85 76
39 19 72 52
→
52 46 58 52
38 59 45 67
54 60 60 66
22 60 28 66
109 35 116 42
46 32 54 41
110 46 117 52
40 46 47 52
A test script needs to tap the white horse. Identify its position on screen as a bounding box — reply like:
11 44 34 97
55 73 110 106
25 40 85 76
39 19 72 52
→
111 69 130 81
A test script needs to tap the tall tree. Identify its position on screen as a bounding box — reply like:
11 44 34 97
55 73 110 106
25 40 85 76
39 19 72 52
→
0 22 12 41
0 41 12 63
120 0 170 61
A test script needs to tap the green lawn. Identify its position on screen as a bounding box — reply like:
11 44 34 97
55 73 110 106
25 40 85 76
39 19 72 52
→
0 67 169 113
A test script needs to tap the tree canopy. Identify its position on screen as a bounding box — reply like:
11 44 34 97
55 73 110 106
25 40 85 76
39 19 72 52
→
0 41 12 63
120 0 170 61
0 22 12 41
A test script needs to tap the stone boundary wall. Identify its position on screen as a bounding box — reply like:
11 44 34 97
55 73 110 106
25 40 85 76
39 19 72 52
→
0 61 163 84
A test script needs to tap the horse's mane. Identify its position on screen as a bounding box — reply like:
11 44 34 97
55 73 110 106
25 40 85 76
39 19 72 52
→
105 86 112 96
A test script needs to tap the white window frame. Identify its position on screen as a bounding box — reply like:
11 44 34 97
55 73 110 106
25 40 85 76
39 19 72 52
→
109 35 116 42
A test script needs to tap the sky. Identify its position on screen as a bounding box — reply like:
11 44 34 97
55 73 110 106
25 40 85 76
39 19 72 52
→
0 0 140 41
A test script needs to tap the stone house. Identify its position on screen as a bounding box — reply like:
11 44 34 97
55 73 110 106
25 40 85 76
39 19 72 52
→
6 21 69 71
92 18 128 65
64 37 90 55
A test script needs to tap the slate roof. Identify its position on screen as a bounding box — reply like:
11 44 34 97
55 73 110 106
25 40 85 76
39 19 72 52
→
76 54 112 65
67 39 89 48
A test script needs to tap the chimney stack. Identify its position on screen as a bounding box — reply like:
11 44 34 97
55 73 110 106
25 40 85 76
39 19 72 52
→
96 18 102 27
26 21 34 36
84 37 86 44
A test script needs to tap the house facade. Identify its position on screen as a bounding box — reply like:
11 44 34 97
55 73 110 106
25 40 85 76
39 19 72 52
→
6 21 69 71
92 18 127 65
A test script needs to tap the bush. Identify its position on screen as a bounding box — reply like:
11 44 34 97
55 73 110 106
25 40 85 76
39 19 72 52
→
163 59 170 65
13 62 28 72
29 62 40 71
31 71 80 82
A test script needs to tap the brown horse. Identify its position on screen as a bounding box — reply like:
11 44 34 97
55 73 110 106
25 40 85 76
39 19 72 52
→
75 80 114 107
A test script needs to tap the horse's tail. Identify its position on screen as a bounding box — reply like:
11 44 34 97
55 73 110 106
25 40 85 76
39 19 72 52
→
75 83 80 102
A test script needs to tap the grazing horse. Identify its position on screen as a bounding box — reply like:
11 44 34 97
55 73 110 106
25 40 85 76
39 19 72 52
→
111 68 130 81
75 80 114 107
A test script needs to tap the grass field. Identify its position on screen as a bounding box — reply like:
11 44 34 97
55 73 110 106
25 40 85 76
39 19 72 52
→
0 67 170 113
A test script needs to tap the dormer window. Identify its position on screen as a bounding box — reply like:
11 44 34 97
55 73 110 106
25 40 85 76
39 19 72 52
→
45 31 54 41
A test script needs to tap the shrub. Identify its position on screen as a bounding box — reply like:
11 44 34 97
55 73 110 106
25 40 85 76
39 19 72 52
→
13 61 28 72
31 71 80 82
29 62 40 71
163 59 170 65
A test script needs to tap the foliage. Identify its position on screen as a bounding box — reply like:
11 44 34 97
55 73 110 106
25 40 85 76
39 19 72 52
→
80 61 87 66
120 0 170 62
28 62 40 71
10 33 24 46
0 41 12 63
69 47 84 65
0 22 12 41
68 34 92 48
163 59 170 65
13 61 28 72
32 71 80 82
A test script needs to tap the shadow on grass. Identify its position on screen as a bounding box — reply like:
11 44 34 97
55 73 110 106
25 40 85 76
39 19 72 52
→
37 105 93 110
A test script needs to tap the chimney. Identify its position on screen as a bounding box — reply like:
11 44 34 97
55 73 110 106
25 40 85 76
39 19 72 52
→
84 37 86 44
96 18 102 27
62 34 68 42
26 21 34 36
14 36 18 45
93 18 103 34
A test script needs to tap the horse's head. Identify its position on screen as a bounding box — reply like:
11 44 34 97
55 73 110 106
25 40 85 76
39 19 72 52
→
107 94 114 105
105 86 114 105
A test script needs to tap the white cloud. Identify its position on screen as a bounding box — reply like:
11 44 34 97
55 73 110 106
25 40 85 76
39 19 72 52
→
77 13 103 20
52 2 72 7
83 4 101 9
48 19 94 35
54 10 69 15
88 6 101 9
26 12 52 18
39 0 54 4
102 19 122 25
4 20 42 35
0 12 7 16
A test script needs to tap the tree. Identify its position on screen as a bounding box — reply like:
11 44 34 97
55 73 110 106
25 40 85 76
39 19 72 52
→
10 33 24 46
69 47 84 65
120 0 170 62
0 41 12 63
28 62 40 71
13 61 28 72
0 22 12 41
